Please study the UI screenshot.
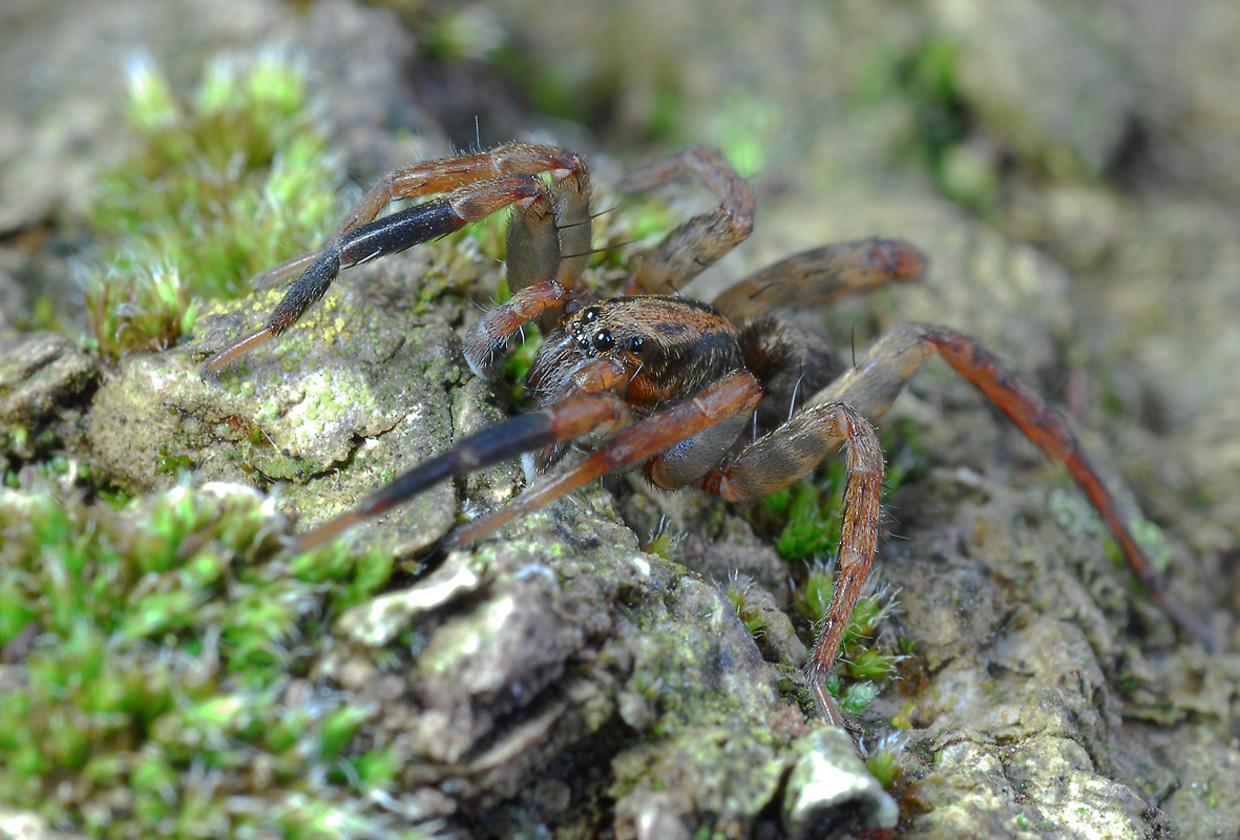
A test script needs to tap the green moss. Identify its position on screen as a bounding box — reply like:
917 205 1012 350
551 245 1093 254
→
703 89 781 179
723 573 769 638
640 517 682 562
503 322 543 398
155 443 193 476
0 483 403 836
767 473 843 562
84 57 341 359
421 6 505 62
856 34 1002 212
864 733 911 791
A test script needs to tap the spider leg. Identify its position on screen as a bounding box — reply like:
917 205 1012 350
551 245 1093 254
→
327 143 584 241
446 370 764 548
697 401 885 726
462 279 571 379
711 237 926 322
293 387 633 553
619 145 755 295
205 144 587 374
466 165 596 377
505 154 593 298
815 320 1217 651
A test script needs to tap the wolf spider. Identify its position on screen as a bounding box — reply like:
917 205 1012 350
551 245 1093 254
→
205 143 1214 726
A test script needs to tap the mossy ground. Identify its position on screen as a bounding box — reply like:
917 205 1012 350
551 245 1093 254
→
84 57 342 359
3 1 1238 837
2 50 905 839
0 483 412 837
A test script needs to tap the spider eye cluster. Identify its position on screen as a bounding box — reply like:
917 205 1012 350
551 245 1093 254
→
592 329 615 352
571 305 646 357
573 306 617 355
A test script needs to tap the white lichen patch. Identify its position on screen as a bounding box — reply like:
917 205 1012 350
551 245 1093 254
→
341 559 482 647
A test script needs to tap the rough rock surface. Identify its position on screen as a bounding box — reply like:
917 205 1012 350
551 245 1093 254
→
1 0 1238 838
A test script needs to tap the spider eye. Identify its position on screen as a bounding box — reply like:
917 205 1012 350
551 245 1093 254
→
592 329 615 352
627 336 645 353
582 306 601 323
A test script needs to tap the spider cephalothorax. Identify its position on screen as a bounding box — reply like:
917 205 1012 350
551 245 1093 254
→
204 142 1215 726
530 297 744 410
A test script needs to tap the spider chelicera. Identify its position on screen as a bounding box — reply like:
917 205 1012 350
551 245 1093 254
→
204 142 1215 726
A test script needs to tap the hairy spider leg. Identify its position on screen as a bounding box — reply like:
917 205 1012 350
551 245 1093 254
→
697 400 885 726
328 143 584 241
462 278 572 379
294 382 633 554
619 145 756 296
711 237 927 322
464 168 597 378
251 144 586 291
204 143 587 374
815 320 1217 651
446 370 764 548
504 156 593 297
719 236 928 429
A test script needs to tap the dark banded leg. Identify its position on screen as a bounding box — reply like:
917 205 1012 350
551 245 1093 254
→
205 176 548 374
711 238 926 322
205 144 588 374
293 389 633 553
252 144 586 292
446 370 764 548
327 143 583 240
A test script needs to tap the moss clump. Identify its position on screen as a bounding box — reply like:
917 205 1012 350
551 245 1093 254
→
639 517 683 562
723 572 769 639
792 558 903 714
762 463 847 563
863 732 912 791
0 483 415 838
84 57 341 358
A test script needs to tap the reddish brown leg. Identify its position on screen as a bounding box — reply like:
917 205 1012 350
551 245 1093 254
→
463 279 571 378
328 144 583 241
445 370 764 548
205 144 587 374
503 157 593 296
699 401 885 725
711 238 927 322
619 145 756 296
465 166 599 378
253 145 586 291
815 321 1217 651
